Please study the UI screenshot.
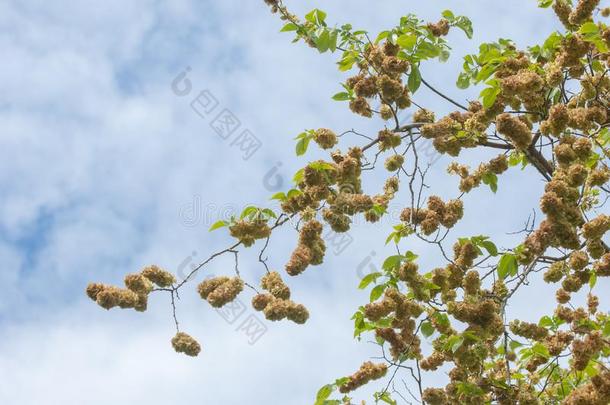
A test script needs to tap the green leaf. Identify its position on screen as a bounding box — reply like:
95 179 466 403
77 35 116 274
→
408 64 422 93
445 335 464 353
481 171 498 193
539 316 553 328
370 284 387 302
498 253 518 279
293 169 305 183
433 312 450 330
476 64 498 83
456 72 470 89
280 23 298 32
421 321 435 338
305 9 327 25
481 86 500 109
416 41 440 59
314 384 334 405
359 272 382 289
509 340 523 351
240 206 258 219
532 342 550 359
538 0 553 7
377 392 397 405
480 240 498 256
337 52 357 71
270 192 286 201
382 255 403 271
508 151 525 167
328 30 338 52
296 137 310 156
385 232 397 245
455 16 473 39
456 382 484 396
404 251 419 261
451 336 465 353
209 220 228 232
316 29 331 53
309 161 336 171
396 33 417 50
579 22 599 35
589 271 597 289
261 208 277 219
442 10 455 19
333 91 352 101
287 188 302 198
335 377 350 387
375 31 390 44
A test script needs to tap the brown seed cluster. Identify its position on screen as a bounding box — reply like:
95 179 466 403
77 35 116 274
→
338 361 388 393
495 114 532 150
568 0 600 25
447 154 508 193
285 219 326 276
86 264 175 311
171 332 201 357
413 108 435 123
345 41 411 119
313 128 338 150
572 330 604 370
384 154 404 171
141 265 176 288
400 196 464 235
422 387 448 405
421 111 487 156
251 271 309 324
564 368 610 404
365 288 424 360
229 219 272 247
426 19 450 37
197 276 244 307
519 133 608 266
377 128 402 151
509 320 548 341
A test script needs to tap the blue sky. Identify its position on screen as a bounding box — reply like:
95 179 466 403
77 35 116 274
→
1 1 604 404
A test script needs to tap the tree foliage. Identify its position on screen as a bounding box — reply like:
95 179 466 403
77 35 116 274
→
88 1 610 403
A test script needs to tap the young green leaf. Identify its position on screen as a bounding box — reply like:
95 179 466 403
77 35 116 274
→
498 253 518 279
408 64 422 93
209 220 228 232
296 137 310 156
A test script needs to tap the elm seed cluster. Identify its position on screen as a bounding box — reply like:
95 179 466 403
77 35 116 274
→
251 271 309 324
86 264 176 312
198 276 244 307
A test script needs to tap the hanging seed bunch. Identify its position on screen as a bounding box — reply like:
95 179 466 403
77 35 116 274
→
399 195 464 235
197 276 244 308
86 265 176 312
251 271 309 324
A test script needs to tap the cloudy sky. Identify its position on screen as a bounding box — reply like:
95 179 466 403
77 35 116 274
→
0 1 603 404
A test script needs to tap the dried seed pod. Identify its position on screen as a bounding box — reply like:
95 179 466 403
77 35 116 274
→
171 332 201 357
